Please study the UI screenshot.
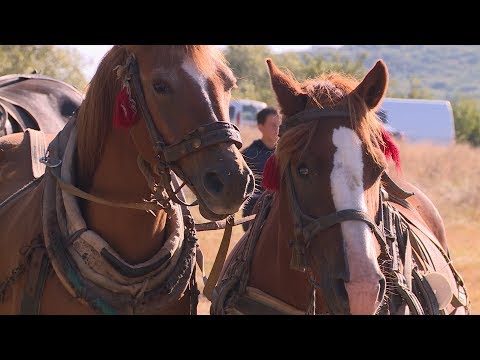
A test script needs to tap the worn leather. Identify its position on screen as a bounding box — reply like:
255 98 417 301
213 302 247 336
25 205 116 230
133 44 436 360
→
0 73 83 135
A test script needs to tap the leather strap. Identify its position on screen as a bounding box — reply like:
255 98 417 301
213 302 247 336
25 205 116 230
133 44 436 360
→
0 177 43 210
25 128 47 179
389 202 446 258
193 215 258 289
0 95 33 131
303 208 386 243
0 102 6 133
203 215 235 301
20 247 51 315
381 172 415 200
53 172 163 212
163 122 242 163
280 108 350 136
237 286 305 315
195 214 256 231
411 269 441 315
394 272 425 315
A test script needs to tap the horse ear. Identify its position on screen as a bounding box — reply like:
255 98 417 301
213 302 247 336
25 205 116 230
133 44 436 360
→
354 60 389 110
266 58 307 116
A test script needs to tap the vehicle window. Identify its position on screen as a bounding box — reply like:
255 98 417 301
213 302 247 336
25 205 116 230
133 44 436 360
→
241 105 258 122
377 109 389 124
229 105 235 119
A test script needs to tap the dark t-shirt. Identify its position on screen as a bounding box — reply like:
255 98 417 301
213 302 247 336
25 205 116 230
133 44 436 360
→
241 139 275 230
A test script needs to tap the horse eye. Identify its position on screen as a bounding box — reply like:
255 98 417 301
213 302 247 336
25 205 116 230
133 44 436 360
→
153 81 171 95
298 167 309 176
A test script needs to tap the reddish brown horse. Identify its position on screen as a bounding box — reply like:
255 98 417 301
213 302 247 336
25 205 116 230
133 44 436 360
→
0 45 254 314
212 59 469 315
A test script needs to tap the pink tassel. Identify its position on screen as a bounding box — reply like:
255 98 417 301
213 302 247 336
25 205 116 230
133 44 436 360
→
381 128 401 170
113 87 138 129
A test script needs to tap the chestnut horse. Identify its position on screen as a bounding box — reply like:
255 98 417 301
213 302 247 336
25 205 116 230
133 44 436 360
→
212 59 469 315
0 45 254 314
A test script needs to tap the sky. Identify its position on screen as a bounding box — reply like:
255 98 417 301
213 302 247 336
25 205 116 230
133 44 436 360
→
62 45 341 81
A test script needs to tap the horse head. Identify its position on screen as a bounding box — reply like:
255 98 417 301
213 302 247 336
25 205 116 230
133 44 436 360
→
265 58 398 314
77 45 255 221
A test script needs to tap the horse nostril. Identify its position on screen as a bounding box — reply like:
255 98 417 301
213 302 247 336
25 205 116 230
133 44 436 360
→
246 174 255 195
203 171 224 195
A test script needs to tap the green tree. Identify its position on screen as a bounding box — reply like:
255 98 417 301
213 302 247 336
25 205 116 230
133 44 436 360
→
223 46 367 106
224 45 275 104
451 98 480 146
299 52 366 81
387 77 433 99
0 45 89 92
407 77 433 99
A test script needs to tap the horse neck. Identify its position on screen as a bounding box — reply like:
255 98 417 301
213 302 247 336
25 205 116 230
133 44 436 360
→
78 128 168 265
249 191 326 312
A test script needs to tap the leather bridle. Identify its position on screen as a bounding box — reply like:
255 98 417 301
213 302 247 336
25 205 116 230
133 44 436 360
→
118 53 243 209
280 107 391 274
279 107 396 314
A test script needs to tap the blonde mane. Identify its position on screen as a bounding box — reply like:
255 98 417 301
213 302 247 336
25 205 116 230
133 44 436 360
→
276 72 386 179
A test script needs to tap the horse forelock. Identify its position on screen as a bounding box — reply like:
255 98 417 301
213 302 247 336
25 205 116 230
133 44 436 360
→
164 46 231 85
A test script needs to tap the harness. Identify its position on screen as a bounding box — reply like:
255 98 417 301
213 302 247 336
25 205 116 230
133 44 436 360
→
211 107 470 315
0 52 244 314
0 73 83 135
40 53 243 214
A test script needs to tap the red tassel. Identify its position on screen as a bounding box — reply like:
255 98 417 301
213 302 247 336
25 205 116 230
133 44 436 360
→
381 128 401 170
262 155 280 192
113 86 138 128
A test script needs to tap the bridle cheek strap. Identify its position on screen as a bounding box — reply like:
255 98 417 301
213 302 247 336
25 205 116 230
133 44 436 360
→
284 163 391 276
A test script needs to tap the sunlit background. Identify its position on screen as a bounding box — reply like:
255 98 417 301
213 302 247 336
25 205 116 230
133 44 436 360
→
61 45 342 80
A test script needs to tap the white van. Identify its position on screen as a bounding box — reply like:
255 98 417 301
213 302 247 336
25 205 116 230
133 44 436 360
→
378 98 456 144
229 99 267 126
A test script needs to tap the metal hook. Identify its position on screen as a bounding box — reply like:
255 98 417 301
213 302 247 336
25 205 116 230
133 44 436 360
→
39 155 62 168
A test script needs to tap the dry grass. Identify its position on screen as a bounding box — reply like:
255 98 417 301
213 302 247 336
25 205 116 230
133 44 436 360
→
395 140 480 315
189 125 480 315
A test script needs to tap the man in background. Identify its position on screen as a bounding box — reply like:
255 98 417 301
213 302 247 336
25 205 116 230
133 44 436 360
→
241 107 280 231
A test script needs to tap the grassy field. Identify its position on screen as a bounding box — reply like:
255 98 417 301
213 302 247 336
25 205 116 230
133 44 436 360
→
190 124 480 315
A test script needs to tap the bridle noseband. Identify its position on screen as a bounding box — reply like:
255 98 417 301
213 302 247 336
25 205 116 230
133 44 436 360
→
118 53 243 209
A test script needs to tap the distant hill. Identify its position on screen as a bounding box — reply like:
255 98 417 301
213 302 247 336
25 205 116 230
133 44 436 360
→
309 45 480 102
